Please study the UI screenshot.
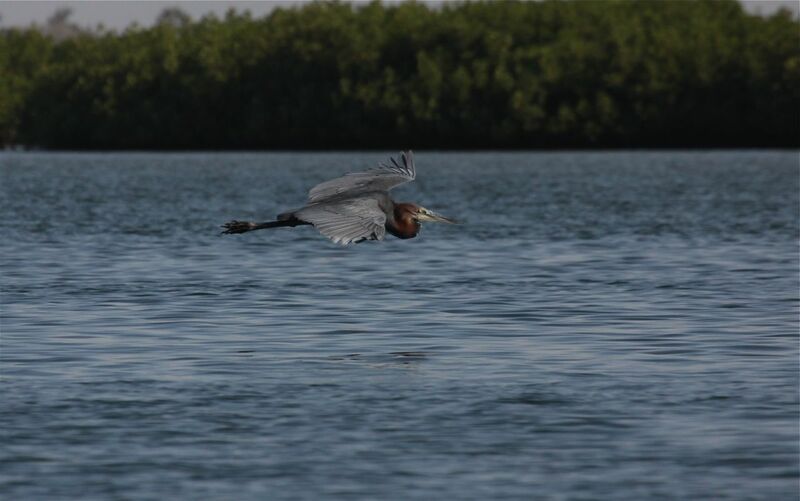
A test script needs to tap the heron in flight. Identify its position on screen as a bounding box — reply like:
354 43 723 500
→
221 151 455 244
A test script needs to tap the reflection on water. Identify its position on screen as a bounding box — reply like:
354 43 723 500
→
1 151 798 500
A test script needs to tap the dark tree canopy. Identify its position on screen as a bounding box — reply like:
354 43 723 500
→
1 0 798 149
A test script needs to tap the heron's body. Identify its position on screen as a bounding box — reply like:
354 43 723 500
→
222 151 454 245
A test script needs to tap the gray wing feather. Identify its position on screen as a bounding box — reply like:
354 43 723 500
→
307 151 416 203
295 197 386 245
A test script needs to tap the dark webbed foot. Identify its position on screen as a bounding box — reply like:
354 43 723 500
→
221 220 256 234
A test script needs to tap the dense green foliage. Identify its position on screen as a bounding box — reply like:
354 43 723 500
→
1 0 798 149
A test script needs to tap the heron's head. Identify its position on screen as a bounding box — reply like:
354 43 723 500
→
410 205 458 224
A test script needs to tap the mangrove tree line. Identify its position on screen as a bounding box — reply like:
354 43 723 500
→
1 0 798 149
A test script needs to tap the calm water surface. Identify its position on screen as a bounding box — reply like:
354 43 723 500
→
1 151 798 500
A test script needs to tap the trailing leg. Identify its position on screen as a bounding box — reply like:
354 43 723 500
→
221 217 310 235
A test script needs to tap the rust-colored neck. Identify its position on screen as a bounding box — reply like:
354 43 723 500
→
387 203 420 239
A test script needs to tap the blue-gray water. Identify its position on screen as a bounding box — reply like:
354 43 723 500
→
1 151 798 500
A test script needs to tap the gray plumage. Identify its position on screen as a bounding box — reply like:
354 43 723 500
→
221 150 455 244
290 194 389 245
280 152 415 245
305 151 416 203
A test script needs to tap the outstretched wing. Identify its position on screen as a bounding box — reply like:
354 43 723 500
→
307 151 416 203
294 197 387 245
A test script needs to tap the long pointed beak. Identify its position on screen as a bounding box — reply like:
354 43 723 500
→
418 209 458 224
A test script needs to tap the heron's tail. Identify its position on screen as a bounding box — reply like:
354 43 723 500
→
221 217 310 235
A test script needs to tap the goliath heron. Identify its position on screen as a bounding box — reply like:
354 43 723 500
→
221 151 455 244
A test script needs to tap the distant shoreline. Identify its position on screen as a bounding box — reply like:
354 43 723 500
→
4 1 798 150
